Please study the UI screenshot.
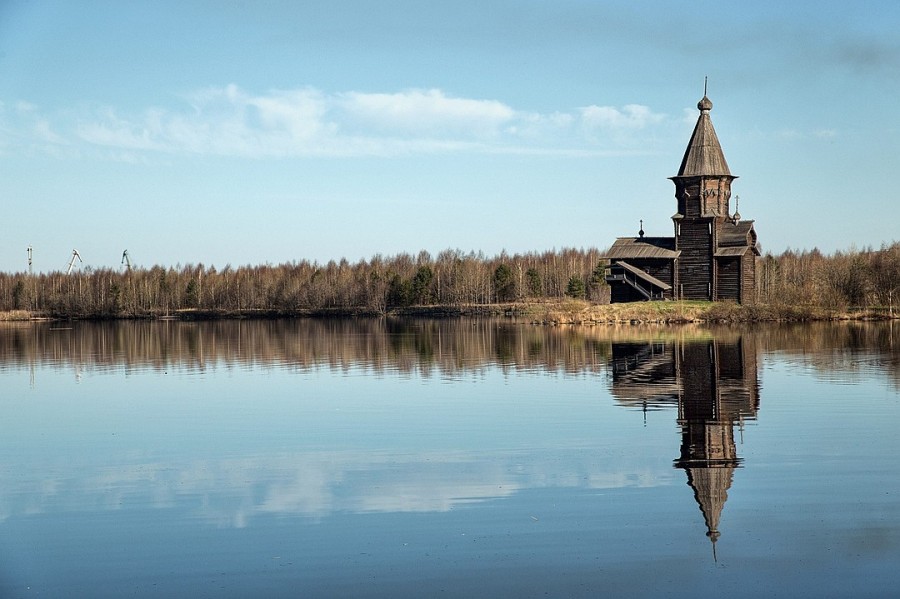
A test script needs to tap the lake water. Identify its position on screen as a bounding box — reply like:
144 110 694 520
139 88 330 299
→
1 318 899 598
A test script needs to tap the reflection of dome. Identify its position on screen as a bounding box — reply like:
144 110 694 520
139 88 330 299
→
686 466 734 545
675 413 741 559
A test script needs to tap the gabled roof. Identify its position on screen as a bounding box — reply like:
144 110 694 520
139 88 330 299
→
713 220 761 258
602 236 679 260
674 96 732 178
719 220 755 247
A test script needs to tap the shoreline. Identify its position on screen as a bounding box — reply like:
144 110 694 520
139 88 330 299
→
1 300 896 325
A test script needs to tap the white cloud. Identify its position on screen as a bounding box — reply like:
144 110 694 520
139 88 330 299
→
18 85 672 159
504 110 576 140
776 129 802 141
339 88 515 137
580 104 665 129
0 448 670 525
249 89 330 140
15 100 37 113
33 119 69 145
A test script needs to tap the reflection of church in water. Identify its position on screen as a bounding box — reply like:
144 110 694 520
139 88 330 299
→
609 334 759 556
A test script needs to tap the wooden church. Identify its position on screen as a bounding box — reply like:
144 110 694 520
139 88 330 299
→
604 94 760 303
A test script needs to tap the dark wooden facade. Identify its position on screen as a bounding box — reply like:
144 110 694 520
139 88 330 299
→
604 237 679 302
605 95 760 303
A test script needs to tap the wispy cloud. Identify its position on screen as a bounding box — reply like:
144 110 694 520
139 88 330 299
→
580 104 664 129
0 448 672 526
33 119 69 145
339 88 515 137
11 85 675 159
772 128 840 142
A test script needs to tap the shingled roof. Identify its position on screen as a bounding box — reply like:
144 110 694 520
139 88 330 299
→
602 236 680 260
719 220 755 246
717 220 760 255
675 96 732 178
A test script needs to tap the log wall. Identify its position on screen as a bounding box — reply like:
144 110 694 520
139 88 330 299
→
716 258 740 302
741 253 757 304
677 220 712 300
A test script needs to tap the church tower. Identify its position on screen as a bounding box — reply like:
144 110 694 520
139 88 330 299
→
670 94 736 300
604 88 759 304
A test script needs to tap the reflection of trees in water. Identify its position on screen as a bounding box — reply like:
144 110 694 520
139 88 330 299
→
4 319 898 553
758 321 900 389
1 320 898 385
0 319 612 376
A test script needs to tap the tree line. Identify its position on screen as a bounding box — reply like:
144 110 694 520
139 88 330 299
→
0 242 897 317
756 242 900 311
0 248 609 317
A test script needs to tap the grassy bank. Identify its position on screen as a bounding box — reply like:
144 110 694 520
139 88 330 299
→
2 300 895 324
0 310 34 322
529 300 896 324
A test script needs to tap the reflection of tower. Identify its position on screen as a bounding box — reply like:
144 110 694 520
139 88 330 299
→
674 339 758 557
609 334 759 557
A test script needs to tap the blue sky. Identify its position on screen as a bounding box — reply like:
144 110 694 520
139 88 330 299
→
1 1 898 273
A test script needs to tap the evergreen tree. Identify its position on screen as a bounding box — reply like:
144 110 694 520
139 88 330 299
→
492 264 516 302
565 275 586 299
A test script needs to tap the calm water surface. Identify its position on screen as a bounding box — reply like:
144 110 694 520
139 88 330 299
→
1 319 899 598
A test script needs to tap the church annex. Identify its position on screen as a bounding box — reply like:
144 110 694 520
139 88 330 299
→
604 94 760 303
